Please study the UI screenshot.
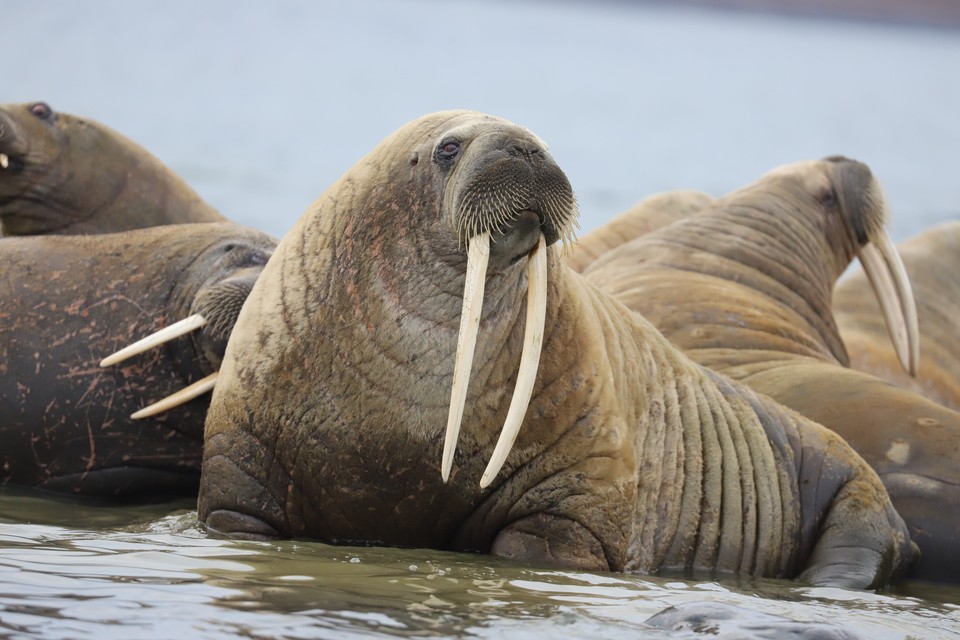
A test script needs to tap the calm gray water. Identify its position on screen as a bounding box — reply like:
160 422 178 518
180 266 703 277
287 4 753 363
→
2 487 959 639
4 1 960 638
4 0 959 241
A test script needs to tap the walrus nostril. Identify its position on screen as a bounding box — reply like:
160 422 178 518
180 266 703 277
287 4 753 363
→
508 142 541 158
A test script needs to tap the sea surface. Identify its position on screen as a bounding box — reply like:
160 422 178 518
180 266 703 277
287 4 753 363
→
5 0 959 241
3 1 960 638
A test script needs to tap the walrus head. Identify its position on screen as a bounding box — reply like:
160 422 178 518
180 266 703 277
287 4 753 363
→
0 102 60 232
0 101 222 235
741 156 918 375
420 115 578 485
99 231 274 420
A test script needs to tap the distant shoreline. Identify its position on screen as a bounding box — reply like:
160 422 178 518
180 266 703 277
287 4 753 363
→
609 0 960 30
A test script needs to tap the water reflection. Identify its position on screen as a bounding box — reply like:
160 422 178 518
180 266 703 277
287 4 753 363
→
1 488 958 639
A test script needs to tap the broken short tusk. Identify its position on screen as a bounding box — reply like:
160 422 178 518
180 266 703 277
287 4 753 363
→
0 153 8 169
100 314 208 367
130 372 218 419
441 231 491 482
480 233 547 488
856 230 919 376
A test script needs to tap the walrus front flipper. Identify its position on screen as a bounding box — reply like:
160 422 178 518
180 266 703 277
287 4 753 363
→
791 426 918 589
204 510 280 541
798 469 918 589
490 513 611 572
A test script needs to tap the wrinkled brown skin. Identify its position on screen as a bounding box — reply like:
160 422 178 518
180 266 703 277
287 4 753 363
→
198 113 914 589
584 158 955 582
0 101 225 236
835 221 960 413
567 190 715 272
0 223 276 499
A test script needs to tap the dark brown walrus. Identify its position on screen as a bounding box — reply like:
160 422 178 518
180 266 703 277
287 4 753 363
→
0 101 225 236
583 158 960 583
0 223 276 499
189 111 915 588
835 220 960 414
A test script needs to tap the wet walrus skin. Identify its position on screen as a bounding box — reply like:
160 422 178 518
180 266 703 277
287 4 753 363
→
0 101 225 236
0 223 275 499
583 158 959 582
197 111 915 589
835 221 960 413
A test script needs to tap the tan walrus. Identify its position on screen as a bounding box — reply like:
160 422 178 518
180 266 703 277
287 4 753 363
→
0 101 225 236
567 190 715 272
835 220 960 413
0 223 276 499
583 157 960 583
166 111 915 588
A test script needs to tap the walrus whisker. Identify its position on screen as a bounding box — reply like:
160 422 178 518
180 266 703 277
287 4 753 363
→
99 313 208 367
130 372 218 419
0 153 8 169
856 231 919 376
480 233 547 488
441 231 491 482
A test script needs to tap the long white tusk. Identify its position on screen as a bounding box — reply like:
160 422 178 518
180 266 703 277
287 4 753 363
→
856 230 919 376
441 232 491 482
100 314 208 367
480 233 547 489
0 153 8 169
130 372 218 419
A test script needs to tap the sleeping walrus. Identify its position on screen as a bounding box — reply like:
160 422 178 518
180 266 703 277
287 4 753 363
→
153 111 918 588
582 157 960 582
0 101 225 236
0 223 275 499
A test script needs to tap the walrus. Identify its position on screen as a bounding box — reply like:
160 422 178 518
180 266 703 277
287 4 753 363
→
582 157 960 582
0 101 225 236
835 220 960 413
176 111 914 588
566 190 715 272
0 223 276 499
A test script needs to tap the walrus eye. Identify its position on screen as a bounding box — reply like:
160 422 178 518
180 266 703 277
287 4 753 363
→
820 187 838 209
29 102 54 120
434 139 462 165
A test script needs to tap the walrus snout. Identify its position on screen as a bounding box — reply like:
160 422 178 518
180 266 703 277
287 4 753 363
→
0 108 26 175
190 269 263 368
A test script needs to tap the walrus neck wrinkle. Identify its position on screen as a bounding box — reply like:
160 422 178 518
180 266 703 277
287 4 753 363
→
697 201 848 364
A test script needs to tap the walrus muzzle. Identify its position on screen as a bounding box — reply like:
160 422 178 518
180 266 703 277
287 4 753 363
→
834 161 919 376
440 137 577 487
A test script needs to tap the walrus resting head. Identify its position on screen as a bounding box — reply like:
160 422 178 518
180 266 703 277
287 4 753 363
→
99 233 272 419
746 156 918 374
0 100 223 236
